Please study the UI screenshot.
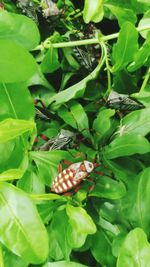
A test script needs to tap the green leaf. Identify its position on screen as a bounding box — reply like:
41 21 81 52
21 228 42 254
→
0 40 38 83
138 10 150 39
121 107 150 136
93 108 115 143
48 55 105 109
30 150 70 186
91 229 116 267
47 209 71 260
128 34 150 71
41 47 60 74
128 168 150 236
44 261 88 267
0 10 40 50
3 246 28 267
104 134 150 159
83 0 104 23
105 4 137 26
17 168 45 194
66 205 96 248
0 83 35 121
0 118 35 143
0 169 23 181
117 228 150 267
0 182 48 264
112 22 138 72
89 176 126 199
58 101 91 139
66 204 96 234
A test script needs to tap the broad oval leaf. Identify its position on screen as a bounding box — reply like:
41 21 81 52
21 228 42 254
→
41 47 60 73
117 228 150 267
66 204 96 234
83 0 104 23
0 83 35 121
0 118 35 143
105 4 137 26
0 182 48 263
128 167 150 236
104 134 150 159
47 209 71 260
58 101 91 139
128 34 150 71
121 107 150 136
0 40 38 83
89 176 126 199
112 22 138 72
91 229 116 267
0 10 40 50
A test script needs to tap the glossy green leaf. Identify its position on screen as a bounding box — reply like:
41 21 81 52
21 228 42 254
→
44 262 88 267
112 22 138 72
0 168 23 181
0 10 40 50
58 101 91 138
0 40 38 83
67 224 88 248
0 118 35 143
91 229 116 266
83 0 104 23
138 10 150 38
2 246 28 267
0 83 35 121
66 204 96 235
41 47 60 73
128 34 150 71
121 107 150 136
117 228 150 267
93 108 115 143
30 150 70 186
0 182 48 263
17 168 45 194
104 134 150 159
128 168 150 236
89 176 126 199
47 209 71 260
105 4 137 26
48 55 105 109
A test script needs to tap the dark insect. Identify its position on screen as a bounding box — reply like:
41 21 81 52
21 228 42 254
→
35 105 52 121
17 0 39 23
39 129 76 151
70 25 101 71
107 90 144 112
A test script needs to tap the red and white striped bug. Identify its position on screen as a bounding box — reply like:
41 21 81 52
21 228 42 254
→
51 160 96 194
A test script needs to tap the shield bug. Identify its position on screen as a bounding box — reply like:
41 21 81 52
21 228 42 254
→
51 160 96 194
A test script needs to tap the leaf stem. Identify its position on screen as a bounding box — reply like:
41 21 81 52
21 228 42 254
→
30 193 67 201
139 67 150 92
33 24 150 51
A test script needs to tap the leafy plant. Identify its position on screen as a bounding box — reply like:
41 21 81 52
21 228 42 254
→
0 0 150 266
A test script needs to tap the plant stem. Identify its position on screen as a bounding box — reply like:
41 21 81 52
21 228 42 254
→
30 193 67 201
33 24 150 51
140 67 150 92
